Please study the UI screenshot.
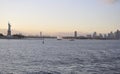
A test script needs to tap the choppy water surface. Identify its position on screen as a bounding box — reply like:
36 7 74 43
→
0 39 120 74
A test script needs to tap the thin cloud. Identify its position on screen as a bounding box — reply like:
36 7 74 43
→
102 0 118 4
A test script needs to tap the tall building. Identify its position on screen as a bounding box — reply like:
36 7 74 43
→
74 31 77 38
107 31 114 39
99 33 103 39
114 30 120 39
93 32 97 39
40 32 42 37
7 22 11 37
104 34 107 39
110 32 114 39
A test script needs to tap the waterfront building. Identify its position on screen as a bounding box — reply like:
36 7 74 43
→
99 33 103 39
114 30 120 39
110 32 114 39
107 32 114 39
86 34 92 39
40 32 42 37
104 34 107 39
74 31 77 38
93 32 97 39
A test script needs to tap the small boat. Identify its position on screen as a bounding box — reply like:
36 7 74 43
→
57 36 62 40
69 38 74 41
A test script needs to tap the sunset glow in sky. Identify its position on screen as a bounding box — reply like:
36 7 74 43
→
0 0 120 35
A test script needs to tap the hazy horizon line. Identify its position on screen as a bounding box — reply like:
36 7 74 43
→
0 28 119 36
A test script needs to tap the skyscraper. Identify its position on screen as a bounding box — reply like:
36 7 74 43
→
40 32 42 37
114 30 120 39
99 33 103 39
74 31 77 38
93 32 97 39
7 22 11 37
104 34 107 39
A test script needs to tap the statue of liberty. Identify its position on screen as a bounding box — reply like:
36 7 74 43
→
7 22 11 36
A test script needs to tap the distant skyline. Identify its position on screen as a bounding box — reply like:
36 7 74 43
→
0 0 120 36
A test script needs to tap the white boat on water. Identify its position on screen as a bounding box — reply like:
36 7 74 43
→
69 38 74 41
57 36 62 40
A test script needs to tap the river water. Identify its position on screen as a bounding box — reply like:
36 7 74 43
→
0 39 120 74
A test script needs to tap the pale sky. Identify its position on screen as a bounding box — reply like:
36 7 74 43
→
0 0 120 36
